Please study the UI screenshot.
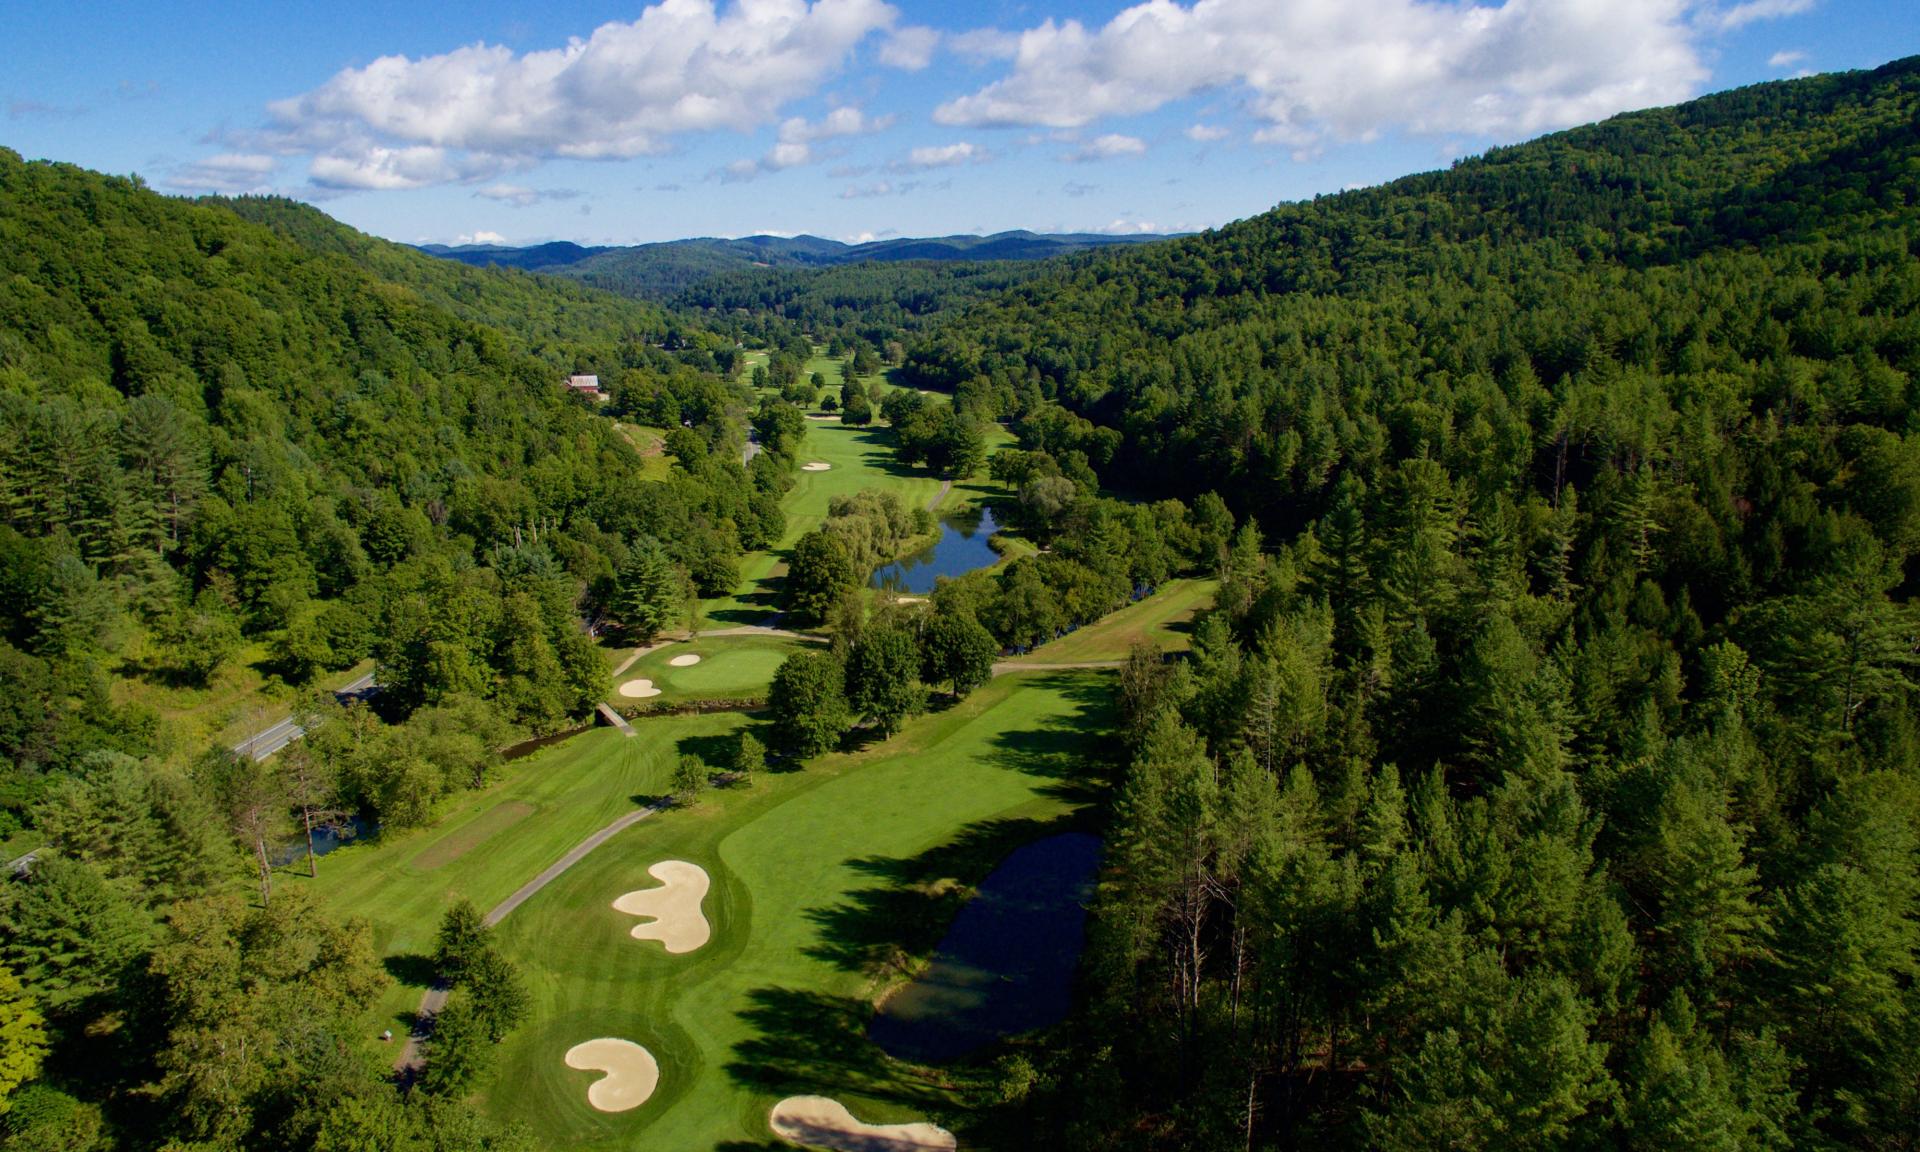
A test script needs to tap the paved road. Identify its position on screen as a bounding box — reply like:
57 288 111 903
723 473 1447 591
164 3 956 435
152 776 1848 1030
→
231 672 376 761
396 799 673 1075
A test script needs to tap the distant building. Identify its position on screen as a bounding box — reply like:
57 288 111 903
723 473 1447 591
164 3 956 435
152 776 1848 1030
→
567 374 603 396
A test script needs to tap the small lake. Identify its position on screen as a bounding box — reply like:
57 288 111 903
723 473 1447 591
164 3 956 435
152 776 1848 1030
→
870 505 1001 594
271 815 376 866
869 832 1102 1064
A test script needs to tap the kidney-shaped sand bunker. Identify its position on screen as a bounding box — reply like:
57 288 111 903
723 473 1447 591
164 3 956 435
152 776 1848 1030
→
563 1038 659 1113
612 860 712 953
770 1096 957 1151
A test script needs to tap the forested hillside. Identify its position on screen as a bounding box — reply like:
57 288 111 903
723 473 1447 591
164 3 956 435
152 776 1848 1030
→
906 58 1920 1150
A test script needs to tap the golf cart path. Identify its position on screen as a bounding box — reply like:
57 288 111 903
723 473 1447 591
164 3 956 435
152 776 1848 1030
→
396 800 669 1074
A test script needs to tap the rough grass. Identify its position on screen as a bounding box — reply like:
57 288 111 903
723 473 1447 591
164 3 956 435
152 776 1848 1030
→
471 671 1112 1150
1015 578 1218 664
110 642 375 763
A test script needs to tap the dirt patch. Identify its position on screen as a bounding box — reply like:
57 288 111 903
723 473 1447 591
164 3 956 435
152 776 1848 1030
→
612 860 713 953
411 802 535 871
770 1097 956 1151
618 678 662 699
564 1038 659 1112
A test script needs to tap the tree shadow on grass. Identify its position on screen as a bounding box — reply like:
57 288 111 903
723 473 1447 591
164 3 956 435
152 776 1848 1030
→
676 731 740 768
725 987 952 1108
382 952 436 988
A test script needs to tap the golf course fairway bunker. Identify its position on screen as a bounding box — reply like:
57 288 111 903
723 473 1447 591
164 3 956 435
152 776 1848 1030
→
770 1096 956 1151
563 1038 660 1112
618 678 662 698
802 461 833 471
613 860 712 953
668 653 703 667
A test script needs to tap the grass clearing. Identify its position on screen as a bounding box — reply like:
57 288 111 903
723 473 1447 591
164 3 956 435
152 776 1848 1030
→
412 801 536 871
463 671 1111 1149
1016 578 1218 663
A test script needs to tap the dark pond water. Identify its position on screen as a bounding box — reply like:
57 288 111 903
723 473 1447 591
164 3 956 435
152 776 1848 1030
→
870 505 1001 594
869 832 1102 1064
271 815 377 866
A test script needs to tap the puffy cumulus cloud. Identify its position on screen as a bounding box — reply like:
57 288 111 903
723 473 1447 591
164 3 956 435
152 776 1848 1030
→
1767 49 1806 68
878 26 939 69
455 230 510 245
726 104 892 178
932 0 1774 148
165 153 280 194
1066 133 1148 161
1186 123 1229 142
901 141 982 168
270 0 899 188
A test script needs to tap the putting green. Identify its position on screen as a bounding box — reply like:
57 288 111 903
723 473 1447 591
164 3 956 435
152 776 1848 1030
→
478 671 1112 1149
622 636 812 701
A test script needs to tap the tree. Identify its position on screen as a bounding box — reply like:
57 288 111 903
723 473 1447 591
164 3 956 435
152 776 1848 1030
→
784 530 858 626
767 650 850 758
732 730 766 783
919 607 998 698
1617 994 1795 1152
211 753 293 905
0 963 46 1115
421 992 490 1097
0 856 152 1017
672 753 707 803
465 948 530 1043
846 624 925 735
433 900 490 985
613 536 683 643
279 725 349 879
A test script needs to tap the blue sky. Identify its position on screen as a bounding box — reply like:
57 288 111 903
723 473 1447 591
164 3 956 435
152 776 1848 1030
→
4 1 1916 246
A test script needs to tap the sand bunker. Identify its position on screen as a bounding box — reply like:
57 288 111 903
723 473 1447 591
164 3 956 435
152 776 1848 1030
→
770 1097 956 1152
893 596 926 605
618 678 662 699
612 860 712 953
802 461 833 471
564 1038 660 1113
668 653 703 667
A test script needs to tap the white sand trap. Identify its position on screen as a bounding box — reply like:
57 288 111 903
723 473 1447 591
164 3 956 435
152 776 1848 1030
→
564 1038 660 1112
612 860 712 953
618 678 662 699
770 1097 956 1152
802 461 833 471
668 653 703 667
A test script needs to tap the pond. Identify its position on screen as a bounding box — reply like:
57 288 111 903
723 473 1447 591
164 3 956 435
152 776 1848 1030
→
870 504 1002 594
271 815 377 866
868 832 1102 1064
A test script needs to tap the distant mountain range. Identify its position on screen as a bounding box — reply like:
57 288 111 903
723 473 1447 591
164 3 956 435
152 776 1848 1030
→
415 230 1177 299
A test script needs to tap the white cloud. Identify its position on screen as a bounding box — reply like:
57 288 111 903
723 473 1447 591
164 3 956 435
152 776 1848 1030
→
268 0 900 189
934 0 1717 150
455 230 509 245
878 26 939 69
1767 48 1808 68
166 153 279 194
727 104 892 177
949 28 1021 61
1067 133 1147 162
473 183 583 206
1709 0 1816 31
902 141 981 168
1186 123 1230 142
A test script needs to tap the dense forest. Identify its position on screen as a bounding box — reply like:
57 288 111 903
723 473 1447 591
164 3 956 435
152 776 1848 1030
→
891 57 1920 1151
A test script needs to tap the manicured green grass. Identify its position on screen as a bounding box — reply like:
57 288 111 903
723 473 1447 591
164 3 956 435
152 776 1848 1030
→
616 635 815 701
1015 578 1219 663
476 670 1111 1149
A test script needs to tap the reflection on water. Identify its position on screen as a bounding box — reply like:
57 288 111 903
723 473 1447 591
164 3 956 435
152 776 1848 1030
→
870 505 1002 595
869 832 1101 1064
271 815 376 866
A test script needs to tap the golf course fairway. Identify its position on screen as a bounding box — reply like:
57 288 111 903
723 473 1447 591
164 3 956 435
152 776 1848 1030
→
477 670 1111 1149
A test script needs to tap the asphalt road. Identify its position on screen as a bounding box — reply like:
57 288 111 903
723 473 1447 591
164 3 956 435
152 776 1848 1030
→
230 671 377 761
